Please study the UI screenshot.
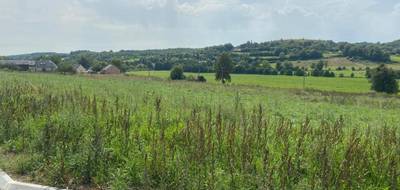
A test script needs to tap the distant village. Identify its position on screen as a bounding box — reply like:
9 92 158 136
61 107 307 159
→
0 60 121 74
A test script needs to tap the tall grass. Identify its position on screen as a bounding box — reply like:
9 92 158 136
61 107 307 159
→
0 78 398 189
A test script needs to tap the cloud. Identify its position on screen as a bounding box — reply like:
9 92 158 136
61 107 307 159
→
0 0 399 55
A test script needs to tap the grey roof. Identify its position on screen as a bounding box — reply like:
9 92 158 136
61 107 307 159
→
0 60 36 66
101 64 118 71
0 60 58 70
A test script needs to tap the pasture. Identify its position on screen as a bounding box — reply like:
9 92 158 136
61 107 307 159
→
391 55 400 63
0 71 399 189
128 71 372 93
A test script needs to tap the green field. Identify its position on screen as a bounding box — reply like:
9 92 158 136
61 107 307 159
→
391 55 400 63
128 71 372 93
0 71 399 189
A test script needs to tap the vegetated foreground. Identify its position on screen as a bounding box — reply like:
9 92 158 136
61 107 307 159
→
0 71 399 189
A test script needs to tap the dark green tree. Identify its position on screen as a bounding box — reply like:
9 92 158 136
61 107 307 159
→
78 57 92 69
170 66 185 80
57 63 75 74
371 64 399 94
215 53 233 84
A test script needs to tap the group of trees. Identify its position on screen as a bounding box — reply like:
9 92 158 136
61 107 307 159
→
339 43 390 62
169 66 207 82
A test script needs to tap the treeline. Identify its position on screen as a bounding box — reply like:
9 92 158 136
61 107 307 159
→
4 39 399 74
239 39 334 60
338 42 390 62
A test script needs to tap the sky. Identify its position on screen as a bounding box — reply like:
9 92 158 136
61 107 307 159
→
0 0 399 55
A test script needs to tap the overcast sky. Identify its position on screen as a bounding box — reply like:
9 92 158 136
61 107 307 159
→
0 0 399 55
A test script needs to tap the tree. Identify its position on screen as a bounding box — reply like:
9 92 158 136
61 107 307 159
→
371 64 399 94
49 55 62 65
78 57 92 69
215 53 233 84
170 66 185 80
57 63 75 74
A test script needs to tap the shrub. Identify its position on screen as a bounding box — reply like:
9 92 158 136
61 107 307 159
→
371 64 399 94
170 66 185 80
339 73 345 78
196 75 207 82
186 75 196 81
294 69 306 76
350 73 355 78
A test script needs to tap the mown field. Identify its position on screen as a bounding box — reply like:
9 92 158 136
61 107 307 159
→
128 71 371 93
0 71 399 189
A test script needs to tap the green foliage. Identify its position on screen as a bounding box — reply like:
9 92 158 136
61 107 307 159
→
78 56 92 69
215 53 233 84
57 63 75 74
170 66 185 80
340 43 390 62
371 64 399 94
0 72 400 189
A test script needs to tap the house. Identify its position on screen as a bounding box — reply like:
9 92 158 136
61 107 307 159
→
73 64 87 74
100 64 121 74
0 60 36 71
0 60 57 72
34 60 58 72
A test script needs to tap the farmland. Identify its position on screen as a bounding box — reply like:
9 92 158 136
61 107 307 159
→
391 55 400 63
0 71 399 189
129 71 371 93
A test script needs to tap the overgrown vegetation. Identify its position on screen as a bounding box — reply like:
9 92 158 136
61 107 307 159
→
0 72 399 189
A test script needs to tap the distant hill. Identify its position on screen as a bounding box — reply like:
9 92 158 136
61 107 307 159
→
383 40 400 54
7 52 68 60
3 39 399 73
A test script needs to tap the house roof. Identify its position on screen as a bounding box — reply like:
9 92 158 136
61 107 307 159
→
72 64 85 70
35 60 58 69
0 60 36 66
101 64 119 71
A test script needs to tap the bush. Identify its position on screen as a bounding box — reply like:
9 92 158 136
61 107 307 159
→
339 73 345 78
371 64 399 94
294 69 306 76
196 75 207 82
170 66 185 80
350 73 355 78
186 75 196 81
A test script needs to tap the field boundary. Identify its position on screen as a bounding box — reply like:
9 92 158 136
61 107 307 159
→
0 171 60 190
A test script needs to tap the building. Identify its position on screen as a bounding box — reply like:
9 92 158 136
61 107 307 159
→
73 64 87 74
100 64 121 74
34 60 58 72
0 60 57 72
0 60 36 71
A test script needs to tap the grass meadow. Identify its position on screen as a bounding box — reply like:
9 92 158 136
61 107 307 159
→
0 71 399 189
391 55 400 63
128 71 371 93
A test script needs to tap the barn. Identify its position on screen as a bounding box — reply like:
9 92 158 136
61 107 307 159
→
100 64 121 74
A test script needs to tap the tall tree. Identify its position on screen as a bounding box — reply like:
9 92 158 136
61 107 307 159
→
215 53 233 84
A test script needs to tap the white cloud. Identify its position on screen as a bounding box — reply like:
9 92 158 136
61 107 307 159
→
394 3 400 14
176 0 232 15
0 0 399 55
